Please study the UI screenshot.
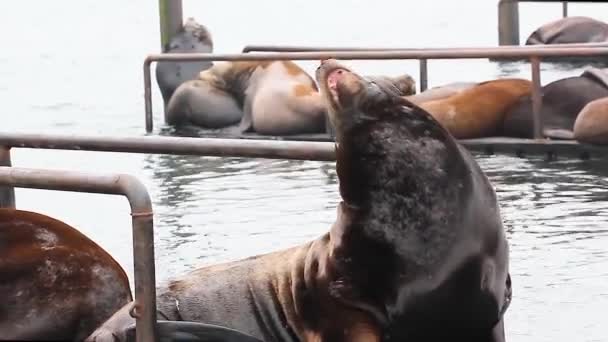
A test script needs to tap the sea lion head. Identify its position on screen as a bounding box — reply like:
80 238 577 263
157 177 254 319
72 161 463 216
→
315 58 459 209
315 59 408 140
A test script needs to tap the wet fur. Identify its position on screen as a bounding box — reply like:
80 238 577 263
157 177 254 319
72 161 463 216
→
0 209 132 341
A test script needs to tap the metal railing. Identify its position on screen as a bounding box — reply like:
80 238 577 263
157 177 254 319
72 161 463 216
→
143 45 608 138
241 42 608 99
0 166 156 342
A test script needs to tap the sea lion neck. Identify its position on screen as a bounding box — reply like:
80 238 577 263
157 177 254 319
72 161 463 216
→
219 61 272 108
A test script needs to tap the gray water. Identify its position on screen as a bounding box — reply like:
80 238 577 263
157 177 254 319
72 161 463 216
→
1 1 608 341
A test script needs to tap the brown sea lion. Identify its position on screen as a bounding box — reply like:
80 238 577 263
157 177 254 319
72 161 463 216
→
415 78 532 139
87 59 511 342
574 96 608 144
0 209 132 341
166 60 326 135
503 67 608 139
156 17 214 107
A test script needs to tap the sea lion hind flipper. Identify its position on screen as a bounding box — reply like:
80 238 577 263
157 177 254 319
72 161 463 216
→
119 321 264 342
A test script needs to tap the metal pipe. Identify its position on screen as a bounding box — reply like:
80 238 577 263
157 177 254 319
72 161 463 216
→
158 0 183 52
142 47 608 132
498 0 520 46
0 133 336 161
562 1 568 17
0 146 15 208
530 56 544 139
242 42 608 53
0 166 156 342
419 59 428 92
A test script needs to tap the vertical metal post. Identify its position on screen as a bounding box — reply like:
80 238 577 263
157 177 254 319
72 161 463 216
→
131 209 157 342
498 0 520 46
144 59 154 133
530 56 544 139
419 59 428 92
562 2 568 17
158 0 183 52
0 146 15 208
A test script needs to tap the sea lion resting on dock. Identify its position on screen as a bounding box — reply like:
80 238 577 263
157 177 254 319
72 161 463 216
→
412 78 532 139
574 96 608 145
156 17 214 106
165 60 327 135
87 59 511 342
526 16 608 45
0 209 132 341
503 67 608 139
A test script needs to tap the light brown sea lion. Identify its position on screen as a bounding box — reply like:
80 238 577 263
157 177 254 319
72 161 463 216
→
0 209 132 341
86 59 511 342
166 60 327 135
574 96 608 144
416 78 532 139
404 82 479 105
156 17 214 107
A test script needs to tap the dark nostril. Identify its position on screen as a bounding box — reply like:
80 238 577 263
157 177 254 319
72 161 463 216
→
337 70 343 74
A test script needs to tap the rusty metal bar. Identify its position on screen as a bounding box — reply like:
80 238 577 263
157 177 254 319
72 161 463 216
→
419 59 428 92
0 146 15 208
0 166 156 342
143 46 608 133
0 133 336 161
530 56 543 139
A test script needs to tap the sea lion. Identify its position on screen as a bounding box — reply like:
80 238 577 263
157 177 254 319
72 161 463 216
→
0 209 132 341
414 78 532 139
404 81 478 105
573 96 608 144
503 67 608 139
156 17 214 107
87 59 511 342
166 60 327 135
526 16 608 45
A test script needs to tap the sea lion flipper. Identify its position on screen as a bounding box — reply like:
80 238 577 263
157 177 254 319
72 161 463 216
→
237 98 255 133
543 128 575 140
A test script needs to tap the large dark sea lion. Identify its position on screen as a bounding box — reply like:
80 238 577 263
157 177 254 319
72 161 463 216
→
87 59 511 342
417 78 532 139
0 209 132 341
156 17 214 107
503 67 608 139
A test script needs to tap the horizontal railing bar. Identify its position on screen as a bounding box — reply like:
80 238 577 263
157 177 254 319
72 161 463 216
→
0 133 336 161
242 42 608 53
144 47 608 63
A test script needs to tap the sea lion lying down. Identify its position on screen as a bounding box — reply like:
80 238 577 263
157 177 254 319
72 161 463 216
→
87 59 512 342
